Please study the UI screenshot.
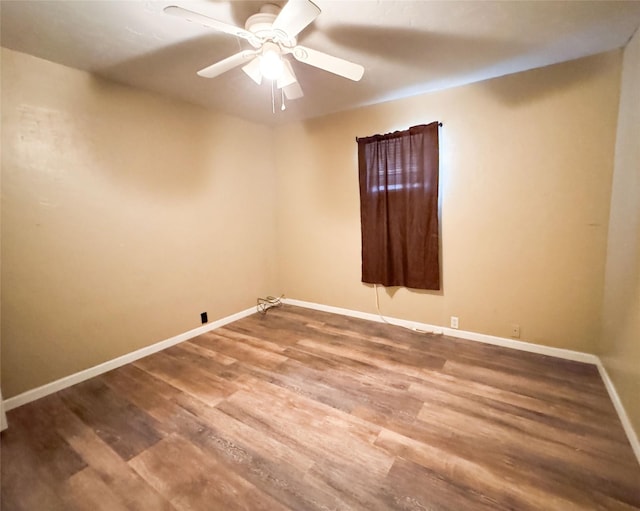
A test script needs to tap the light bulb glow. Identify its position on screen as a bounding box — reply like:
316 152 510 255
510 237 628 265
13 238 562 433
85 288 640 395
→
260 49 284 80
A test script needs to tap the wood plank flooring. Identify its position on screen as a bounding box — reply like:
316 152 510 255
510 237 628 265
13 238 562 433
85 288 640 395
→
2 305 639 510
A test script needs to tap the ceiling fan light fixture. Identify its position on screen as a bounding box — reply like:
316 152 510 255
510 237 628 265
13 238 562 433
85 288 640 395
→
277 59 297 89
242 58 263 84
260 44 284 80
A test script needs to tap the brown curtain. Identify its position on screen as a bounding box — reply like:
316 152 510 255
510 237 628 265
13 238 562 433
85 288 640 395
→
357 122 440 290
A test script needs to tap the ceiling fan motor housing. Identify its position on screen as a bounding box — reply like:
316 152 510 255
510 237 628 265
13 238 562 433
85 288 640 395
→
245 4 296 48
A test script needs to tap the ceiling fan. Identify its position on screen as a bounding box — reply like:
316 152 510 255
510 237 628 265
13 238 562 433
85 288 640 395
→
164 0 364 102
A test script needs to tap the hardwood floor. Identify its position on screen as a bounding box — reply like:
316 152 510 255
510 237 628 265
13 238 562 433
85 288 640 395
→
2 305 639 510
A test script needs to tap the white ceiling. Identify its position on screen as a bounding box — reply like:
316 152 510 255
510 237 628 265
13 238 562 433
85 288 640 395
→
2 0 640 126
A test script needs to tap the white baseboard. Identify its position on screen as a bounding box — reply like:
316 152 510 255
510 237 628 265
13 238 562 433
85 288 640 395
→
596 362 640 464
2 307 256 412
284 297 639 466
283 298 598 364
0 389 7 431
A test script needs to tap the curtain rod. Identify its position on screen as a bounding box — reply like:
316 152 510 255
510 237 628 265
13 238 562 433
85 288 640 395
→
355 122 443 142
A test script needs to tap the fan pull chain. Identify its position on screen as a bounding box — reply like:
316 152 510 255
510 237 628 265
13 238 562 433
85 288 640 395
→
281 87 286 111
271 80 276 114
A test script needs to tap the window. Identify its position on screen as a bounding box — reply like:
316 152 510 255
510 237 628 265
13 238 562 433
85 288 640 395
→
357 122 440 290
366 141 423 193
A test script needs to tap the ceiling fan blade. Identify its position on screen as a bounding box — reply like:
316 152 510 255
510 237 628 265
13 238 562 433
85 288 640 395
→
272 0 321 39
292 45 364 81
277 59 298 89
283 81 304 100
164 5 253 41
197 51 257 78
242 58 263 85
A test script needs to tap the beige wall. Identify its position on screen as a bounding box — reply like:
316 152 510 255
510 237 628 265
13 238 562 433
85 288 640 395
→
0 48 4 426
1 49 278 398
0 46 628 402
274 51 622 353
601 29 640 434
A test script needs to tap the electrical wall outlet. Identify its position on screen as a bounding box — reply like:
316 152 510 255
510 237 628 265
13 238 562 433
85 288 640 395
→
200 312 208 324
450 316 459 329
511 324 520 338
